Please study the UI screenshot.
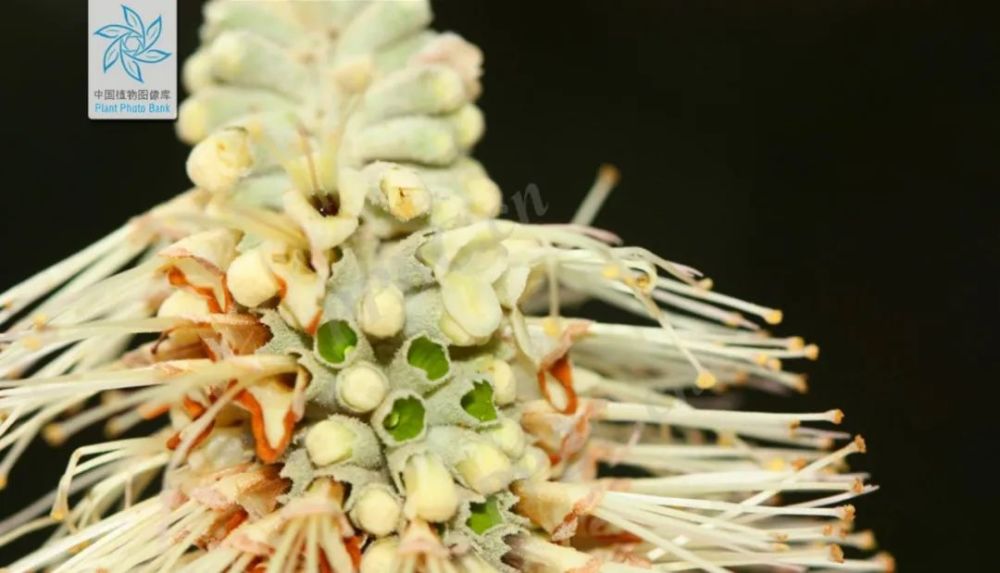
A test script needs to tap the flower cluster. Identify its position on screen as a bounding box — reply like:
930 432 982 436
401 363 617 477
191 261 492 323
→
0 1 890 572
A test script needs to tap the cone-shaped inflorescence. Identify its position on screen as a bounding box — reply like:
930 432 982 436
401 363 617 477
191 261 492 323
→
0 1 889 572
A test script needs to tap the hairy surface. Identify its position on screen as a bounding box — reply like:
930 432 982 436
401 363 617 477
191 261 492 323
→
0 2 890 572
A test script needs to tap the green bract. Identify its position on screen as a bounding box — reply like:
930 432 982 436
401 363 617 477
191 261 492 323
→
407 335 449 380
382 396 426 442
461 380 497 422
315 320 357 365
466 495 504 534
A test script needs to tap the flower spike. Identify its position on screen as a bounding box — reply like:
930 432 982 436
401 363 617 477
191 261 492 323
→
0 1 889 571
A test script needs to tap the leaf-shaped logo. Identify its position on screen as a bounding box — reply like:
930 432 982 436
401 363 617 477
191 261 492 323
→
94 24 131 39
133 49 170 64
122 6 143 35
144 16 162 48
122 57 143 83
93 4 171 84
102 38 122 72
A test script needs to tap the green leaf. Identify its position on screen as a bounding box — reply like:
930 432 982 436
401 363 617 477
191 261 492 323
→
407 336 449 381
316 320 358 365
461 381 497 422
383 397 425 442
467 496 504 534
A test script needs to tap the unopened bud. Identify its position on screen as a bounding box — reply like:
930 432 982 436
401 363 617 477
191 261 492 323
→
455 440 513 495
488 358 516 405
358 283 405 338
157 290 211 318
226 248 280 307
466 176 501 218
186 127 253 193
381 168 431 221
402 454 458 522
360 537 399 573
305 419 355 466
484 417 526 458
516 446 552 482
337 362 388 413
350 486 402 537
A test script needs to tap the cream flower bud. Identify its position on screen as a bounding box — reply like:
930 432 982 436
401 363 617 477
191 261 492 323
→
466 175 501 218
440 272 502 338
181 48 213 93
353 116 459 167
364 65 467 121
430 192 470 229
413 32 484 98
360 162 431 222
332 55 374 94
402 453 458 522
226 248 280 308
337 362 389 413
209 31 247 79
516 446 552 482
455 440 514 495
157 290 211 345
209 30 307 99
305 419 355 466
488 358 516 405
157 289 211 318
360 537 399 573
382 168 431 221
350 486 402 537
485 417 526 459
358 283 405 338
176 87 293 145
176 97 209 144
186 127 253 193
447 104 486 150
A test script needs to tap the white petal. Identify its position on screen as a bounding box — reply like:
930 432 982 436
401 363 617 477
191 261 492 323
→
440 311 486 347
440 272 501 338
451 242 507 283
419 219 513 279
161 228 240 271
494 264 530 308
283 189 359 251
335 166 368 218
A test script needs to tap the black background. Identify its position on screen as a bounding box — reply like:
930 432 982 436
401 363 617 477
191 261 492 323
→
2 1 998 569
